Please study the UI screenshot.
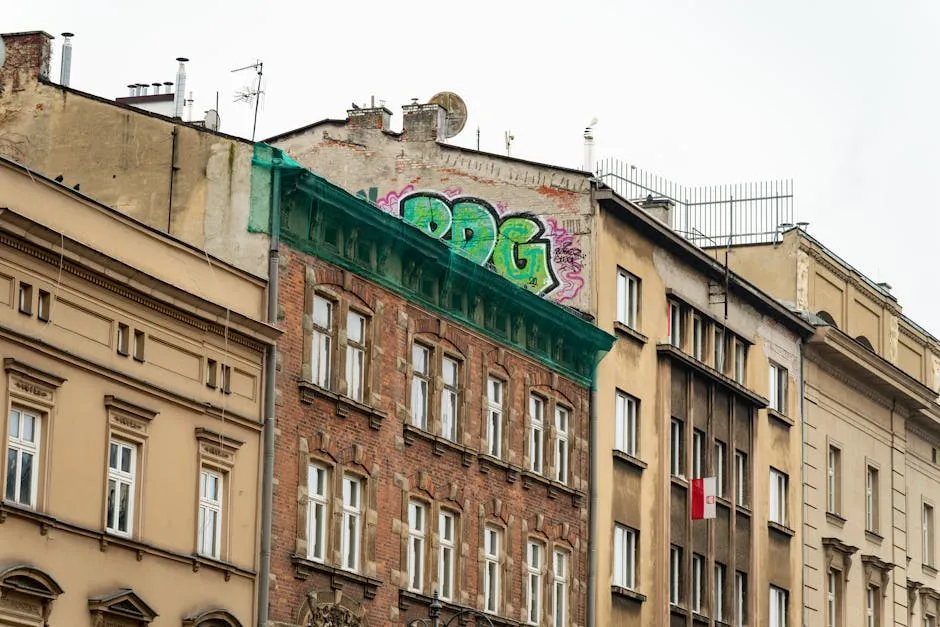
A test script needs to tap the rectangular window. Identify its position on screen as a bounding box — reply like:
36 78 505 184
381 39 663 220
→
613 524 636 590
411 344 430 429
715 562 727 622
735 571 747 627
769 363 788 413
614 392 638 457
827 570 839 627
133 329 146 361
6 408 40 508
117 323 130 356
307 464 328 562
197 469 222 559
714 440 727 498
220 364 232 394
769 468 788 526
866 585 878 627
18 282 32 315
715 328 725 372
692 315 704 360
526 541 542 625
692 430 704 479
670 419 684 477
924 503 935 567
345 310 366 402
311 295 332 388
37 290 51 322
206 358 218 388
734 342 747 384
866 465 879 533
616 270 639 329
691 553 704 613
668 301 682 347
669 545 681 605
769 585 788 627
555 406 569 484
828 445 841 514
553 550 568 627
735 450 748 507
106 439 136 537
341 475 361 572
926 615 936 627
529 395 544 474
408 501 426 592
486 378 503 458
484 526 501 613
438 511 455 601
441 357 459 442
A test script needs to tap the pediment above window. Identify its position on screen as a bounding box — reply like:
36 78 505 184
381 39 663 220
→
88 588 157 626
0 564 63 624
182 608 243 627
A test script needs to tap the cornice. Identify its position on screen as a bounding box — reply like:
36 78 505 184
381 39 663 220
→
805 345 893 409
802 245 902 316
899 322 929 346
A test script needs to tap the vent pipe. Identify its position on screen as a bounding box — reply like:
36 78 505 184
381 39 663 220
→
583 118 597 173
59 32 74 87
152 81 162 95
173 57 188 119
127 84 136 97
140 83 148 96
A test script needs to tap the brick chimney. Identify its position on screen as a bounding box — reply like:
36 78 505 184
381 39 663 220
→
346 106 393 130
640 196 675 229
0 31 53 92
402 103 445 142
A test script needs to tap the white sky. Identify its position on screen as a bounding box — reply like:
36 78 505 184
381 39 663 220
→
5 0 939 337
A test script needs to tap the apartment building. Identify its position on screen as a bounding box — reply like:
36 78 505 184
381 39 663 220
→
0 157 278 625
726 227 940 627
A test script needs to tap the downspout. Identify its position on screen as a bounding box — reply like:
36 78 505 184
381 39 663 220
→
587 364 599 627
167 126 179 234
799 339 807 627
258 152 281 627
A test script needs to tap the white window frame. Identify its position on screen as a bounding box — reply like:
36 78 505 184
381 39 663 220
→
669 301 682 347
341 475 361 572
106 439 137 537
486 378 503 458
613 524 636 590
554 406 569 484
866 584 877 627
866 465 878 533
670 418 683 477
769 585 788 627
483 526 501 614
769 468 788 526
692 314 704 360
311 295 333 388
438 511 456 601
924 503 935 567
828 445 840 514
408 500 426 592
441 356 459 442
345 310 366 402
307 463 328 562
669 545 681 605
734 341 747 384
614 392 638 457
616 269 639 329
769 362 787 413
715 328 726 372
197 469 223 559
411 344 430 430
715 562 726 622
529 395 544 474
827 570 837 627
926 614 936 627
735 449 748 507
526 540 542 625
692 430 704 479
714 440 726 498
691 553 704 613
6 407 40 508
736 571 747 627
552 549 568 627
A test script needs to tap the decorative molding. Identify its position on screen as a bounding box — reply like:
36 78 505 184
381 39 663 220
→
298 380 386 431
104 396 158 421
290 555 381 600
181 608 243 627
861 554 893 597
4 358 65 404
803 245 902 316
87 588 158 626
908 580 923 615
822 537 858 580
195 428 244 468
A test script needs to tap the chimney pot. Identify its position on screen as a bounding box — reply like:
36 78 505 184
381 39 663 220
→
346 105 393 131
401 103 446 142
640 196 675 229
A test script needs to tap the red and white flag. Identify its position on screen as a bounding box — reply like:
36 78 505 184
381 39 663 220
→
691 477 717 520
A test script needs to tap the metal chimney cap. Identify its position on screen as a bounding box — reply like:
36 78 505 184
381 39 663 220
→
163 81 174 86
61 32 74 38
126 84 136 88
176 57 189 63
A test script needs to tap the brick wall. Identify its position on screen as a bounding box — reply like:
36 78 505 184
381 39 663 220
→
0 31 52 92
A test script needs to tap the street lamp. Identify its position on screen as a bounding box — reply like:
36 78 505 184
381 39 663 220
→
406 591 495 627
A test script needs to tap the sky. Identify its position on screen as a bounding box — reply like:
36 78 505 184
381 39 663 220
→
5 0 940 336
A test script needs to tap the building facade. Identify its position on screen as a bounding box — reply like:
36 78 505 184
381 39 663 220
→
0 157 278 625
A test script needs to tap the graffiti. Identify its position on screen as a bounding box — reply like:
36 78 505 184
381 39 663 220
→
364 186 585 301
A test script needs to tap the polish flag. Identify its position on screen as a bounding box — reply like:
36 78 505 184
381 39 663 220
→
691 477 717 520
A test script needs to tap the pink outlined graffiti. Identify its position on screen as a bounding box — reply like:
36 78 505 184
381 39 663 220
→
375 184 414 215
544 217 585 303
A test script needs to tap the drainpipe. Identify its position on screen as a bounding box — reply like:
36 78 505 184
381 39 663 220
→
257 152 282 627
587 363 598 627
799 339 806 627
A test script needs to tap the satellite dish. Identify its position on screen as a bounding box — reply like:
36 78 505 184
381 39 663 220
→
204 109 220 131
429 91 468 139
0 38 6 68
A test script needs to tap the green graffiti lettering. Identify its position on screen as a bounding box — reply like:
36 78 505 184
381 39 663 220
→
450 200 497 265
402 195 452 239
492 217 553 295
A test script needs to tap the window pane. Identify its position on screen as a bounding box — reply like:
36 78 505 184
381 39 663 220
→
22 413 35 442
8 409 19 438
313 296 331 328
19 452 32 504
121 446 132 473
118 482 130 532
412 344 428 374
347 311 365 344
107 478 116 528
5 453 17 501
109 442 118 469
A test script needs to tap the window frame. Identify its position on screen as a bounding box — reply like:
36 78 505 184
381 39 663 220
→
769 585 788 627
105 438 137 538
613 524 637 590
614 391 638 457
340 474 362 573
554 405 569 484
734 341 747 384
197 468 223 560
691 553 704 613
669 545 682 606
407 500 427 593
769 362 788 413
486 377 504 459
345 308 367 402
714 440 727 498
866 464 879 533
692 429 704 479
924 502 935 567
311 294 334 389
5 407 41 508
616 269 640 330
307 463 329 563
411 343 431 430
526 540 543 626
735 449 748 507
828 445 841 515
552 549 568 627
670 418 684 478
715 561 726 622
668 300 682 348
529 394 545 475
483 525 502 614
438 510 456 602
769 467 788 526
714 327 726 372
440 355 460 442
735 571 747 627
692 314 704 360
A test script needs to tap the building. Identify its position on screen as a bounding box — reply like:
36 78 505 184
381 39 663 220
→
265 103 816 626
0 156 279 625
724 228 940 627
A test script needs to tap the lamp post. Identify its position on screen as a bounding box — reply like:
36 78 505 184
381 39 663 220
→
406 592 496 627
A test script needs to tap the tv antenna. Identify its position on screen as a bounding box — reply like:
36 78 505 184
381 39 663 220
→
232 59 263 141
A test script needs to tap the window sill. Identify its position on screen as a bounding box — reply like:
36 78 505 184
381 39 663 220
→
767 408 794 428
399 589 523 626
768 520 795 538
403 423 475 467
826 511 847 528
520 470 585 508
611 585 646 603
613 321 648 347
298 380 387 430
692 611 711 624
865 529 884 545
669 603 688 617
716 496 732 510
656 343 769 407
613 450 647 472
671 475 689 489
291 554 382 599
736 504 751 517
924 564 938 577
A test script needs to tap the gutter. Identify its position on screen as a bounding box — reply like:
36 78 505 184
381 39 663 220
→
257 152 282 627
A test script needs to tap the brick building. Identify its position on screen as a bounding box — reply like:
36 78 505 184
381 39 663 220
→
261 154 613 626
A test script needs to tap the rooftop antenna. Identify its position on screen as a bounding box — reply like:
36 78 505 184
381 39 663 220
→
232 59 264 141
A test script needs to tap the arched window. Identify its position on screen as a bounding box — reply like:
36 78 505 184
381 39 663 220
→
816 310 838 328
855 336 875 352
182 608 243 627
0 564 63 626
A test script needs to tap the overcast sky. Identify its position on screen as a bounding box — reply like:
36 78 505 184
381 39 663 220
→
6 0 939 337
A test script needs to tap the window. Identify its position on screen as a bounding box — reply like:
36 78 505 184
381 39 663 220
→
735 450 748 507
438 511 456 601
715 562 726 622
529 395 544 474
715 328 725 371
411 344 430 429
616 270 639 329
827 570 842 627
670 419 684 477
924 503 935 567
769 363 787 413
408 501 426 592
553 550 568 627
613 524 636 590
866 465 879 533
735 571 747 627
669 545 681 605
555 406 569 484
117 323 130 356
668 301 682 347
866 584 878 627
133 329 145 361
526 541 542 625
769 468 788 526
769 585 788 627
441 357 459 441
106 439 137 537
197 469 222 559
6 408 40 507
483 526 501 613
307 464 328 562
341 475 361 572
220 364 232 394
486 378 503 458
828 446 841 514
926 615 937 627
311 295 332 388
346 310 366 402
692 315 704 360
614 392 638 457
17 282 32 315
692 430 704 479
206 358 218 388
691 554 704 613
734 342 747 384
37 290 51 322
714 440 727 498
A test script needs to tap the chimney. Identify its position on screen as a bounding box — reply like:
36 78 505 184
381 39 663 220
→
173 57 188 119
347 105 393 130
583 125 595 173
0 31 54 91
152 82 162 95
59 32 73 87
402 101 446 142
640 195 675 229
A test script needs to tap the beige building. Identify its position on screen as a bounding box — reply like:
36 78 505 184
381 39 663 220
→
726 228 940 627
0 157 279 626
